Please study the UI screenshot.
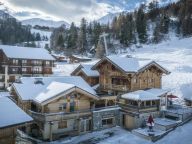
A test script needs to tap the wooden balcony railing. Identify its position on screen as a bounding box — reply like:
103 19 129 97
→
29 106 119 122
101 84 130 91
118 102 159 114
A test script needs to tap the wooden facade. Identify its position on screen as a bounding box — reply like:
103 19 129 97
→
94 59 165 94
72 71 99 86
0 127 17 144
92 56 170 130
0 49 54 88
71 64 99 86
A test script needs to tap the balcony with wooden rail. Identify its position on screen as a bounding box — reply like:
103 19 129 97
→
118 102 159 115
101 84 130 92
29 106 119 122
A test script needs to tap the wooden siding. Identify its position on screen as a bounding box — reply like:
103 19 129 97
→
96 60 163 93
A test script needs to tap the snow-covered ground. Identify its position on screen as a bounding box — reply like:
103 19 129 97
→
31 28 52 40
52 120 192 144
126 36 192 101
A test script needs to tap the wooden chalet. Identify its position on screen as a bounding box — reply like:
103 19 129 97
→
92 56 170 95
69 55 92 63
92 56 170 129
11 76 119 141
0 93 33 144
119 89 168 129
0 45 55 89
71 64 99 86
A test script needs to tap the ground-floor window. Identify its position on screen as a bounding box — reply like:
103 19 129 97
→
80 119 91 132
58 120 67 129
102 118 113 126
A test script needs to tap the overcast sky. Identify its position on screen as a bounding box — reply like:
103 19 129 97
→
1 0 122 23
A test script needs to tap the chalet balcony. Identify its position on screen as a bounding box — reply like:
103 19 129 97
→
29 109 92 122
32 63 43 66
29 106 119 122
8 70 20 74
118 102 159 114
32 71 43 74
43 64 53 67
109 71 127 77
101 84 130 92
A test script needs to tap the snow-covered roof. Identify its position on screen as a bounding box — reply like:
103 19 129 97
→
92 56 170 74
71 55 92 60
72 64 99 77
13 76 98 104
121 90 160 101
0 91 10 98
0 96 33 128
0 45 55 60
81 64 99 77
145 88 169 96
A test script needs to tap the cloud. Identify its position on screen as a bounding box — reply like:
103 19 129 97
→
0 0 122 23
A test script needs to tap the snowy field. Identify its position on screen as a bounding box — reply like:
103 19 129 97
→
52 120 192 144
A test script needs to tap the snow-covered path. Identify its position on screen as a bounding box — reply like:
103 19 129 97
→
53 120 192 144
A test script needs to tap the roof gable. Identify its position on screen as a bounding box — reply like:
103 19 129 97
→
92 56 170 74
71 64 99 77
13 76 98 104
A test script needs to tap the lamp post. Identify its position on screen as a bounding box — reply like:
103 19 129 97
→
49 121 54 141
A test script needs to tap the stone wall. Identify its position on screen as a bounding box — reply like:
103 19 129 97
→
92 108 120 131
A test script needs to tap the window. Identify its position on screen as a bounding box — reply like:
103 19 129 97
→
33 60 42 65
102 118 113 126
13 59 18 64
59 103 67 111
146 101 151 106
45 61 50 65
112 65 116 71
22 68 27 72
112 78 128 85
22 60 27 64
33 67 42 72
58 120 67 129
133 78 137 83
152 101 156 106
12 68 18 72
70 101 75 112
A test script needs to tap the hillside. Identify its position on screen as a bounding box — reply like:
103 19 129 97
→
22 18 69 28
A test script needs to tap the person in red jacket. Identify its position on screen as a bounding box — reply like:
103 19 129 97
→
147 114 154 132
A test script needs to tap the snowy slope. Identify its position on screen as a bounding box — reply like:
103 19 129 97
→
97 13 119 25
124 36 192 101
31 28 52 39
22 18 69 28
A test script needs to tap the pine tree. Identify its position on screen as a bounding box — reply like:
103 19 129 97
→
67 22 78 50
78 18 87 54
136 5 148 44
